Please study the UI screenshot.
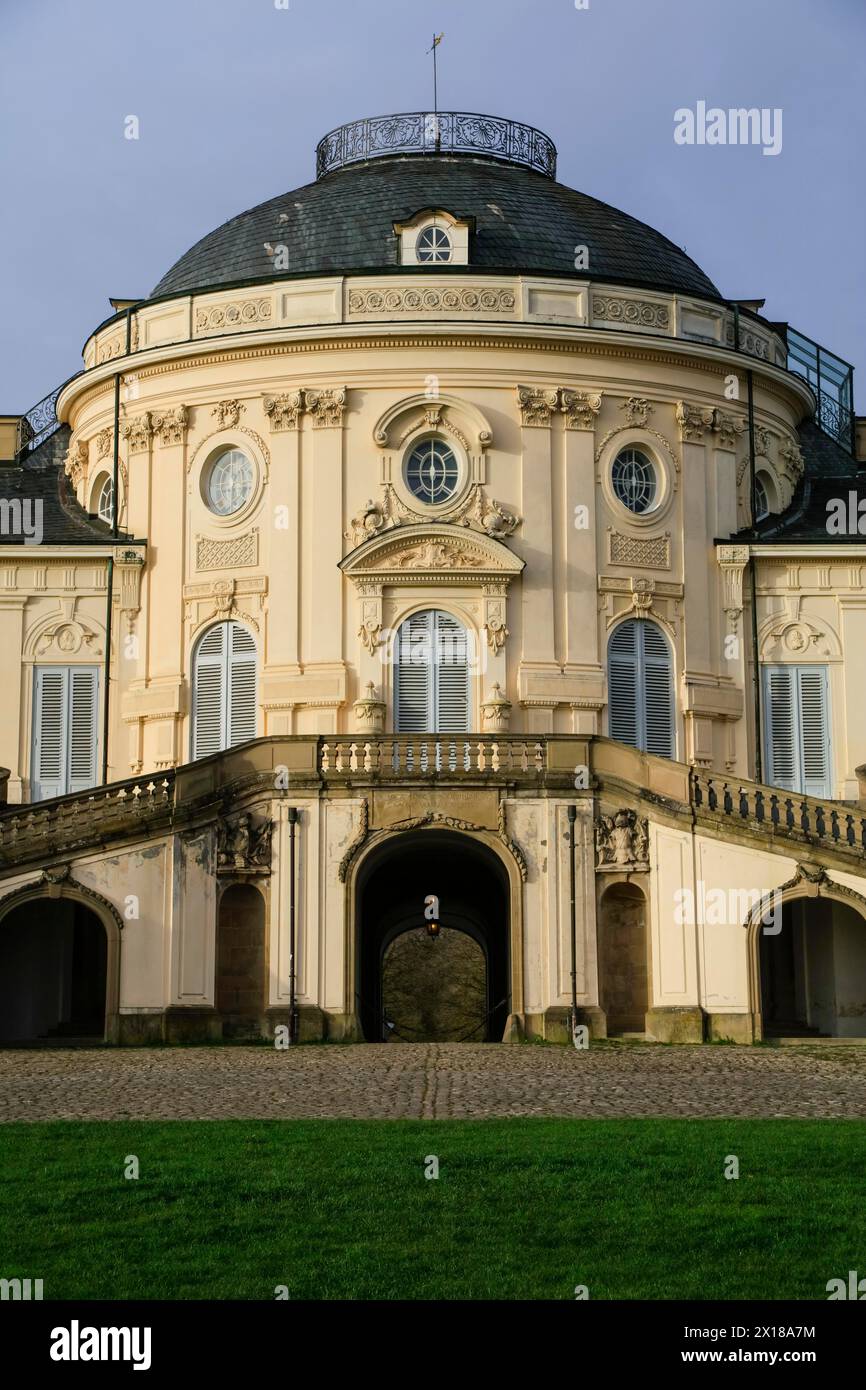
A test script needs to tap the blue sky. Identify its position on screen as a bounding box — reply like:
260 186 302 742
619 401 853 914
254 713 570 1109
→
1 0 864 408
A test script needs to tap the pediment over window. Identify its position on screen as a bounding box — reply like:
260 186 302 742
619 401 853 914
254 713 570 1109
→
373 392 493 453
339 523 524 585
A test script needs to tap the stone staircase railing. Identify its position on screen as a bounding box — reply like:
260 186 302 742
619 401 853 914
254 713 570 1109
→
0 774 175 866
319 736 547 777
690 769 866 861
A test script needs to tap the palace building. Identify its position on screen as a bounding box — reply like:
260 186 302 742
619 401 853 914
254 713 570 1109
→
1 111 865 1046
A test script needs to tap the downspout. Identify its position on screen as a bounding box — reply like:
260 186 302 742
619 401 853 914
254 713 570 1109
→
287 806 299 1042
746 368 763 782
101 343 124 785
567 804 578 1039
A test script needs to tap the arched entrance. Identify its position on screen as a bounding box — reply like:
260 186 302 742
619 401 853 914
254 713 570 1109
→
598 881 649 1034
355 830 511 1041
216 883 266 1038
0 898 109 1043
756 893 866 1038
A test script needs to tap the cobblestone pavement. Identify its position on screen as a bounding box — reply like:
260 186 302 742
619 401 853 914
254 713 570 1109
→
1 1042 865 1121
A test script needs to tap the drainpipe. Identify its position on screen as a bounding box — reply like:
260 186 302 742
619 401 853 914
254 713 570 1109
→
567 805 578 1038
287 807 299 1043
746 369 763 783
101 556 113 785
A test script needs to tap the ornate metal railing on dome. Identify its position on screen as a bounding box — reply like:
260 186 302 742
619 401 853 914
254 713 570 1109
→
315 111 557 180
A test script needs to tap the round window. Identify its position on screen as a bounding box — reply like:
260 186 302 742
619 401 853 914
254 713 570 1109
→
206 448 254 516
612 448 657 514
416 225 452 263
404 439 460 505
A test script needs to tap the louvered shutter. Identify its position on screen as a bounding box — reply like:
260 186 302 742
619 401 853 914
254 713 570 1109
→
193 625 227 759
68 669 99 791
395 611 434 732
764 668 796 789
33 668 68 799
608 621 639 746
434 612 470 732
798 668 830 797
764 666 830 797
641 623 675 758
33 667 99 801
227 622 257 746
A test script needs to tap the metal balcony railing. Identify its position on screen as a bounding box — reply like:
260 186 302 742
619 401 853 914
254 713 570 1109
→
784 326 854 453
315 111 557 179
15 384 63 459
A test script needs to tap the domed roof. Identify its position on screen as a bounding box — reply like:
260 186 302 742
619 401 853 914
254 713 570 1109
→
150 113 720 303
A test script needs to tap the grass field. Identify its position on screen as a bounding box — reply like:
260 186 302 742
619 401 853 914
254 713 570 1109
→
1 1118 863 1300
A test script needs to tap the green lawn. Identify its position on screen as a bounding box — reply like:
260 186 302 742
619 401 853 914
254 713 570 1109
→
0 1118 863 1300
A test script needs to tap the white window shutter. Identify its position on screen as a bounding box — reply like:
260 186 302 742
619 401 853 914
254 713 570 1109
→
608 621 640 747
68 669 99 792
641 623 675 758
193 624 227 759
797 668 830 797
764 668 796 789
228 622 257 746
395 611 434 731
33 668 68 800
394 610 471 733
32 666 99 801
608 620 674 758
434 612 470 732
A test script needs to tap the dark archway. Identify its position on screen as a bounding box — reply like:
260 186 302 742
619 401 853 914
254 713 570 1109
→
0 900 107 1042
598 881 648 1034
216 883 266 1038
356 830 510 1041
759 896 866 1038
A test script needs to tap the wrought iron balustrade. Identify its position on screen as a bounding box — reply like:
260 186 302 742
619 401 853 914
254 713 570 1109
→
316 111 557 179
15 384 62 459
784 326 854 453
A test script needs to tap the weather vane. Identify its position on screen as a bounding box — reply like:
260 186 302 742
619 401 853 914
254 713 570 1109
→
427 31 444 143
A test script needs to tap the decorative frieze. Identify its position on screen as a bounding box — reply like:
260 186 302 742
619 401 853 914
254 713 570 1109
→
517 386 559 427
620 397 653 427
592 295 669 329
212 399 244 430
608 529 671 569
196 530 259 572
676 400 714 442
348 286 516 315
152 405 189 446
195 298 272 335
263 391 303 431
560 390 602 430
305 386 347 428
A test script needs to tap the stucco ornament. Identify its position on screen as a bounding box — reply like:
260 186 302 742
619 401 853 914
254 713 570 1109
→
560 390 602 430
469 488 520 539
480 683 512 732
212 399 245 430
352 682 386 734
346 498 389 546
620 397 653 427
358 619 383 655
65 439 89 486
217 814 272 874
676 401 714 443
595 809 650 871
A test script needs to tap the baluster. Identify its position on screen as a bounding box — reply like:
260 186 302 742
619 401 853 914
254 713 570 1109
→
391 739 400 774
755 790 765 822
770 794 780 827
845 814 855 846
533 742 544 771
815 805 826 837
707 778 717 811
785 798 795 830
693 775 704 808
799 800 810 833
723 783 733 814
491 741 500 772
830 809 840 841
861 817 866 851
321 741 331 772
738 787 749 818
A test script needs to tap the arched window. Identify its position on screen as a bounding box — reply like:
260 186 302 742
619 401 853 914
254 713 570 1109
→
608 619 675 758
192 621 257 759
394 610 470 733
93 474 114 525
754 473 770 521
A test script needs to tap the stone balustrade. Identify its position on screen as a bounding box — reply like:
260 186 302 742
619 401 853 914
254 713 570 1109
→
319 735 546 778
691 770 866 859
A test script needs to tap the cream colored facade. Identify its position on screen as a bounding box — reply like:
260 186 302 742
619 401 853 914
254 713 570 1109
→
1 116 865 1046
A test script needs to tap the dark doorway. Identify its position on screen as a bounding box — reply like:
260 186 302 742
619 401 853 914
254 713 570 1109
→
599 882 648 1034
0 900 107 1042
217 883 266 1038
757 896 866 1038
356 831 510 1041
